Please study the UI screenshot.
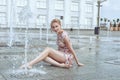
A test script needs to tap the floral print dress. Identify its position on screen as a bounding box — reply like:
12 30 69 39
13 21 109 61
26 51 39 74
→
57 31 73 64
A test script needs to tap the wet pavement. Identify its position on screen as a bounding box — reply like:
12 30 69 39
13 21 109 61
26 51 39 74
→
0 29 120 80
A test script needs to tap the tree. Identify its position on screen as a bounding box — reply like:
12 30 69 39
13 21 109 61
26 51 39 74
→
104 18 107 23
108 20 110 22
117 18 119 23
100 18 103 23
113 19 115 22
103 18 107 27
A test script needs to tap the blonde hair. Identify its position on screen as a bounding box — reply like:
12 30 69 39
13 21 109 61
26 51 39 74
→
50 18 61 28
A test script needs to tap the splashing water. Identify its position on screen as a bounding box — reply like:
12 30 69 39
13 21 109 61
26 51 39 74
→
9 69 47 79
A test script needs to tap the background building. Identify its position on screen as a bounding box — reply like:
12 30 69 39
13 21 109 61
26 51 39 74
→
0 0 97 29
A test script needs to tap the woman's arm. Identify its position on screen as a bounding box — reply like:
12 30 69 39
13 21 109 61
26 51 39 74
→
64 36 83 66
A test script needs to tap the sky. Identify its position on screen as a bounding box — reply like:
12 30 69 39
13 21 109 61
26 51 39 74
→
100 0 120 21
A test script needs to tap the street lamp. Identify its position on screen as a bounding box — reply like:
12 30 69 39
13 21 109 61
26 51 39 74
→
97 0 107 27
96 0 107 39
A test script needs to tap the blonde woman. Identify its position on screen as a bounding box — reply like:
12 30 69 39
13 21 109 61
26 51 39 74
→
20 19 84 69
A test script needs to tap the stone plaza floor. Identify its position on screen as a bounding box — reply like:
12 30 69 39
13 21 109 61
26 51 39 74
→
0 29 120 80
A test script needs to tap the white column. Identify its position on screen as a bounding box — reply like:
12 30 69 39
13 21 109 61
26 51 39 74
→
64 0 71 28
93 1 97 28
79 0 82 29
47 0 56 43
7 0 16 28
29 0 37 28
48 0 55 24
79 0 85 29
7 0 16 47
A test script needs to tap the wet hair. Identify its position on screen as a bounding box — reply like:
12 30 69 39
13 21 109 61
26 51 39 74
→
50 18 61 28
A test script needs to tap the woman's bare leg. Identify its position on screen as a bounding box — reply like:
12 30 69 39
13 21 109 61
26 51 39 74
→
44 57 70 68
20 47 67 68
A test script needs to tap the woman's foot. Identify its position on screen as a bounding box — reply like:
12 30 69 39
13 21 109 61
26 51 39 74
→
77 63 84 66
20 64 32 69
60 63 72 68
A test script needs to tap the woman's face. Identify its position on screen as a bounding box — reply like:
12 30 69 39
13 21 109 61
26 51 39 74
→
51 22 61 33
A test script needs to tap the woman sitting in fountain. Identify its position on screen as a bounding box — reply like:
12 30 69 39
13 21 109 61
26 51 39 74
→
20 18 84 69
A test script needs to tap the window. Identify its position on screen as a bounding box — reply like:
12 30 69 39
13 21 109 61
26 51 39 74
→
85 17 92 27
16 6 32 26
55 16 63 25
0 0 7 25
0 13 6 24
16 0 27 6
71 16 79 27
86 0 93 2
37 0 47 9
0 0 6 5
0 6 6 12
17 13 27 26
36 15 46 27
86 0 94 2
55 0 64 10
86 4 93 13
71 2 79 11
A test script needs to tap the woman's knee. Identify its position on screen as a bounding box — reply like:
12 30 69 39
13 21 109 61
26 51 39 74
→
38 47 51 55
45 47 57 55
45 47 52 51
44 47 55 53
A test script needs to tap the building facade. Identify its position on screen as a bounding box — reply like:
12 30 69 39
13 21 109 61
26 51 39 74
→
0 0 97 29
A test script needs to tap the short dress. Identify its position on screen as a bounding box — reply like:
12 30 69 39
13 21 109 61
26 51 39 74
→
57 31 73 64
